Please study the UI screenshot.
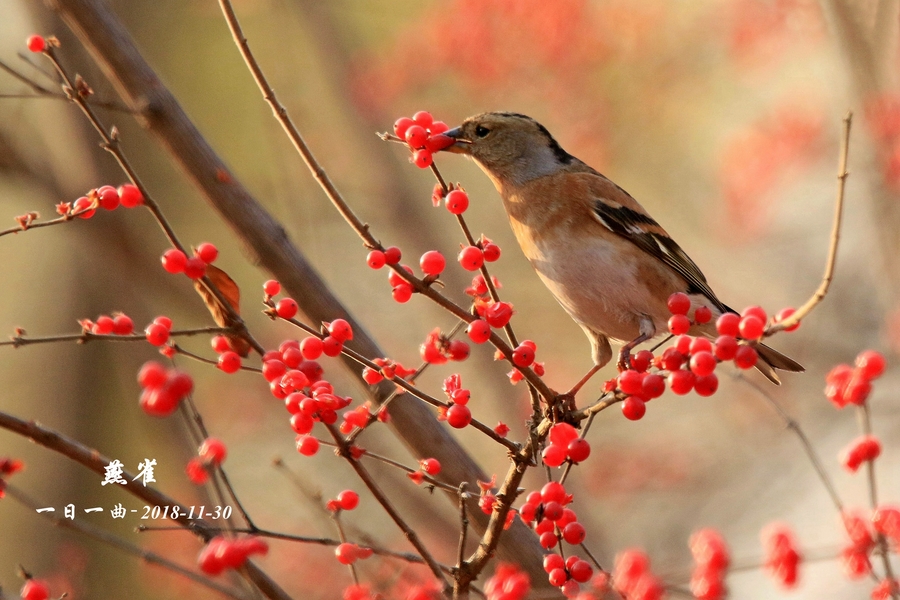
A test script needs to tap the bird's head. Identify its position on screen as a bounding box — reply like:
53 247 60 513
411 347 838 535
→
442 112 574 187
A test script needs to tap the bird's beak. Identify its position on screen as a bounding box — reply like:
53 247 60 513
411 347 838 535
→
439 127 473 154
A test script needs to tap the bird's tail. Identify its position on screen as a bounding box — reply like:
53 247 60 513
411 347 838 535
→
753 343 804 385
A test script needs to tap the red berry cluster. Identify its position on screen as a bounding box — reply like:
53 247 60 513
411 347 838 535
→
58 183 143 220
210 335 242 373
519 482 587 552
483 563 530 600
186 437 227 485
613 295 795 421
612 549 664 600
440 374 472 429
339 403 375 435
20 579 50 600
82 313 134 336
542 553 593 596
161 242 218 280
144 315 173 347
393 111 454 168
0 457 24 499
541 423 590 467
840 434 882 473
761 523 801 588
361 357 416 385
825 349 885 408
689 528 730 600
457 237 502 271
198 535 268 575
335 542 374 565
420 328 470 364
137 360 193 417
841 511 876 579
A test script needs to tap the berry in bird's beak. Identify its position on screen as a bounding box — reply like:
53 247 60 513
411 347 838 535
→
439 127 473 154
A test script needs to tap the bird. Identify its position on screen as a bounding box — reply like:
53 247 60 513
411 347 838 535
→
440 112 803 394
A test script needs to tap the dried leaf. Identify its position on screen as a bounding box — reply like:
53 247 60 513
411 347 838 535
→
194 264 251 356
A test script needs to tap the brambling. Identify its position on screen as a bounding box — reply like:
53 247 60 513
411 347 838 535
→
441 112 803 392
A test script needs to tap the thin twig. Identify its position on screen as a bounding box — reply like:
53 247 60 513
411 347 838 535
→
766 112 852 335
322 422 451 593
1 327 230 348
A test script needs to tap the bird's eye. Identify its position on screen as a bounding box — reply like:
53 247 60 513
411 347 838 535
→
474 125 491 138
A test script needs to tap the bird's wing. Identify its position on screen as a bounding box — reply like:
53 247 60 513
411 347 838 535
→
591 196 729 314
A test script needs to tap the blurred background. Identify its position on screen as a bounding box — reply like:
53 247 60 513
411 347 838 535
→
0 0 898 598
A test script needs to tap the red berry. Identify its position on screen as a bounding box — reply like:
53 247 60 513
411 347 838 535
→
641 373 666 399
384 246 402 264
484 302 513 328
667 292 691 315
296 336 321 360
733 345 758 369
26 35 46 53
548 567 567 586
448 340 470 361
690 351 717 377
138 361 167 388
413 149 432 168
540 531 558 549
405 125 428 148
622 396 646 420
715 313 740 337
694 306 712 324
196 242 218 264
97 185 120 210
321 336 343 357
419 250 445 275
714 335 738 361
335 542 358 565
689 337 713 354
420 458 441 475
276 298 298 319
290 412 314 435
561 521 586 545
466 319 491 344
393 117 414 138
392 284 413 303
445 189 469 214
117 183 144 207
668 370 695 395
774 307 800 332
570 560 593 584
144 323 170 346
661 347 685 371
855 350 886 380
296 435 319 456
548 422 578 446
263 279 281 296
73 196 95 219
217 351 241 373
481 243 500 263
512 344 535 367
183 256 207 279
544 553 565 573
446 404 472 428
741 305 768 322
631 349 653 372
161 249 187 273
566 438 591 463
20 579 50 600
458 246 484 271
668 314 691 335
542 443 567 467
694 374 719 397
617 369 644 395
153 315 172 329
328 319 353 342
413 110 433 128
738 315 764 339
92 315 114 335
366 250 386 269
337 489 359 510
199 437 227 464
113 314 134 335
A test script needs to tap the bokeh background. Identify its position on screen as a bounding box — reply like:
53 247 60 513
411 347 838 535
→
0 0 898 598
